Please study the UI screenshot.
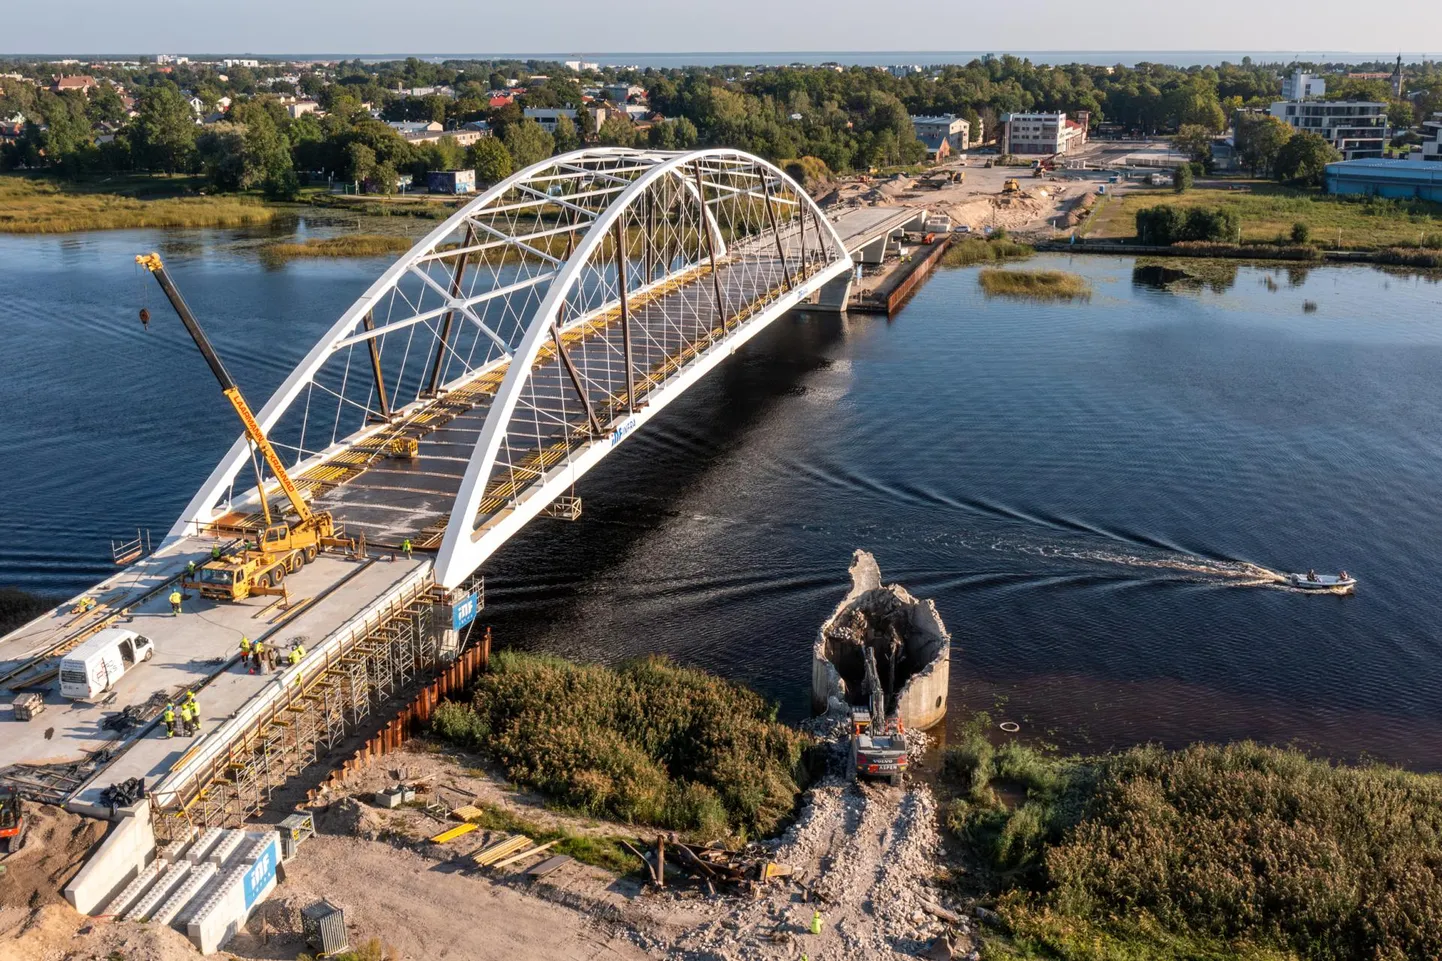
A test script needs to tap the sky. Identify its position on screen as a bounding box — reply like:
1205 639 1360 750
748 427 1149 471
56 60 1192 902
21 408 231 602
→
4 0 1439 59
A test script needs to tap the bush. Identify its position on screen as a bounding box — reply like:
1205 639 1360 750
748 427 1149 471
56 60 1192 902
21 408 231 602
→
941 736 1442 961
1290 221 1311 244
1135 203 1240 245
1173 165 1193 193
436 652 806 840
784 155 831 188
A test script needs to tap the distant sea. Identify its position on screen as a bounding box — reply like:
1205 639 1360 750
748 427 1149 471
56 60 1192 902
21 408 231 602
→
349 50 1433 69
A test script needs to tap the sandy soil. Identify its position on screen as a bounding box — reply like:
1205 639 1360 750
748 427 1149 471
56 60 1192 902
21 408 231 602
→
4 737 973 961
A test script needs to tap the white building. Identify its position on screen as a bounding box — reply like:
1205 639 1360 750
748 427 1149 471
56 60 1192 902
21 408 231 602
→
286 100 320 119
223 59 260 69
1001 111 1088 156
1268 100 1388 160
1422 112 1442 162
523 107 577 132
1281 70 1326 100
911 114 971 154
155 55 190 66
564 60 599 72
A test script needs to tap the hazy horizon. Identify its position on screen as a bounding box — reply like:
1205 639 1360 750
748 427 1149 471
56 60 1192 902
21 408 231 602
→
6 0 1440 60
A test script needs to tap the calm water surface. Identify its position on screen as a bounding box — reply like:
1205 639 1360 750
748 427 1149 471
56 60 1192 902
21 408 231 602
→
3 225 1442 765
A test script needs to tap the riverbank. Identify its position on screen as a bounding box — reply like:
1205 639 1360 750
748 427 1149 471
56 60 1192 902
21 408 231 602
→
1037 238 1442 268
261 233 414 262
1082 182 1442 251
0 174 277 233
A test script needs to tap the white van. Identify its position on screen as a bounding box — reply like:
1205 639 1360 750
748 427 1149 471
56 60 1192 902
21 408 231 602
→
59 628 155 700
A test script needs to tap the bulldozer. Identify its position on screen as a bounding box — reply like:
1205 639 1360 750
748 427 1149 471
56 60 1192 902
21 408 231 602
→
137 253 345 602
0 788 26 854
1001 178 1022 195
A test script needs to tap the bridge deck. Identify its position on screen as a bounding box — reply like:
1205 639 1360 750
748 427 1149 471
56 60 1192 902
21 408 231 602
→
260 242 810 549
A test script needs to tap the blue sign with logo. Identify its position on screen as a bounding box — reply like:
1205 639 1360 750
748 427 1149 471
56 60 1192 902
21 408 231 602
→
242 835 279 910
451 592 479 631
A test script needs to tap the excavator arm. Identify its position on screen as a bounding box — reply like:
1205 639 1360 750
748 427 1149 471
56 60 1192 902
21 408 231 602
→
136 253 314 526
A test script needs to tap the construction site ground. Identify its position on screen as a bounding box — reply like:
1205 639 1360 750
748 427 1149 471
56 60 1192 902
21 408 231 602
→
819 142 1133 239
4 734 975 961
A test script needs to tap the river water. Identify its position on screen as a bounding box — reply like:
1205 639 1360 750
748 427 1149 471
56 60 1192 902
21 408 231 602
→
4 222 1442 766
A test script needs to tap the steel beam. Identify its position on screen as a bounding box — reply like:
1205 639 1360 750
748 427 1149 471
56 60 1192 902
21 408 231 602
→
694 160 728 330
424 224 476 396
615 220 636 412
550 317 604 437
361 311 391 420
762 177 792 290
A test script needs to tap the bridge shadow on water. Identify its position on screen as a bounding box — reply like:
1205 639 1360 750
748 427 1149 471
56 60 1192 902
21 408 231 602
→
476 309 847 671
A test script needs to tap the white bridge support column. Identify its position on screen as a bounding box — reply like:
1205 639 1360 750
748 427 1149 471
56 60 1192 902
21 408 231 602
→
810 271 855 312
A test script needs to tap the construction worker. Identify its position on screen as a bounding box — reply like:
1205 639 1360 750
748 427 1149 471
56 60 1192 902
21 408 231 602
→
293 640 306 659
186 560 197 578
401 538 413 559
211 543 222 561
162 703 176 739
287 646 301 667
239 635 252 671
169 588 183 616
252 639 266 672
183 690 198 718
810 910 823 936
178 700 195 737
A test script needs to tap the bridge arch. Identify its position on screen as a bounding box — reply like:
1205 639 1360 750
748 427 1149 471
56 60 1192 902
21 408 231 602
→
167 148 853 589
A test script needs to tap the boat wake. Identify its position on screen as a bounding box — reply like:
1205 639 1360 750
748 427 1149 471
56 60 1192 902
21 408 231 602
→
993 539 1294 588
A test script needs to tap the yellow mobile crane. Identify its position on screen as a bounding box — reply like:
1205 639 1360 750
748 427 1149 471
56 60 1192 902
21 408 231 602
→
137 253 342 600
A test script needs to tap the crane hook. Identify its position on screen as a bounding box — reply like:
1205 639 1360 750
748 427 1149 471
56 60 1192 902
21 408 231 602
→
139 307 150 331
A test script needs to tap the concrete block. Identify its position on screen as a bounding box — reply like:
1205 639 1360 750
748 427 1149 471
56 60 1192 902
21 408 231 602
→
158 824 198 862
207 830 245 866
186 833 281 954
150 861 216 926
65 803 157 915
187 827 226 863
126 860 192 922
100 857 168 918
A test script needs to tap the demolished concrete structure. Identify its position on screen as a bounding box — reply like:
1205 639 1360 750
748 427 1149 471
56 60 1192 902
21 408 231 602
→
812 550 952 730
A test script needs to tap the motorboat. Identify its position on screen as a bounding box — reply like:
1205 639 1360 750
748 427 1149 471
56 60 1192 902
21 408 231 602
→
1285 572 1356 592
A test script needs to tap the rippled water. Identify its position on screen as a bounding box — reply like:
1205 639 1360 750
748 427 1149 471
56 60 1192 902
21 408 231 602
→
4 227 1442 766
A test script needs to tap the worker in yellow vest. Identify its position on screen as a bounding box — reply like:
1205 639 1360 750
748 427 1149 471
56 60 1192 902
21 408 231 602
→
183 689 197 718
179 701 196 737
169 589 183 615
401 538 413 559
162 704 176 738
211 544 222 560
810 910 823 936
239 635 251 672
287 646 301 667
253 639 267 672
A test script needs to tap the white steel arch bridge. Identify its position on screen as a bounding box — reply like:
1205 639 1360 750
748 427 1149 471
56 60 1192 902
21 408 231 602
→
171 148 853 588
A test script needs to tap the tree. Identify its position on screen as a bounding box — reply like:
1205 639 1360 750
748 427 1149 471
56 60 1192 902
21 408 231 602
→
196 122 248 190
673 116 699 149
346 141 376 183
243 110 296 199
1274 131 1339 186
371 159 398 194
552 114 580 154
503 119 553 168
1234 114 1293 177
1174 124 1214 164
132 83 196 173
41 94 95 176
468 136 513 184
597 115 634 147
1173 164 1193 193
1291 221 1311 244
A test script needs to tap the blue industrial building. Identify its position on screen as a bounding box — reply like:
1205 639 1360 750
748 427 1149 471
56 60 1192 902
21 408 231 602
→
1324 159 1442 202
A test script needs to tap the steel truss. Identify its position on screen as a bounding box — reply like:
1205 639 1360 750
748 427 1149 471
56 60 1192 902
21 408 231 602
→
162 149 852 589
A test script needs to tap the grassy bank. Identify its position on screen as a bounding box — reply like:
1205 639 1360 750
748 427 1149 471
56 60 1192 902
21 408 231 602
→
1085 183 1442 250
262 234 414 261
943 235 1035 267
0 174 276 233
431 651 807 841
942 726 1442 960
978 269 1090 300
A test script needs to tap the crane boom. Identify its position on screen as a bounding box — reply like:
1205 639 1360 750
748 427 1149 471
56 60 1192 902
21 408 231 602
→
136 252 314 526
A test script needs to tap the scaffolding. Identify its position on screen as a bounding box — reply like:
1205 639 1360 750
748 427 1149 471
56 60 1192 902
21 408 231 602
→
152 579 440 841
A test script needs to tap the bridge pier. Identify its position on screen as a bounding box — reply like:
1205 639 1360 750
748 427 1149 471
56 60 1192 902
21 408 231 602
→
809 271 855 313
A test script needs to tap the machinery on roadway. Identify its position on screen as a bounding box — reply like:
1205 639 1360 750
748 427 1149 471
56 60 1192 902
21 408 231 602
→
137 253 346 602
849 646 909 787
0 787 26 854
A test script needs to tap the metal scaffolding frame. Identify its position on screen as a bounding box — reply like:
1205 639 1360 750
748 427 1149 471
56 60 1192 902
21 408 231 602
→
154 583 440 842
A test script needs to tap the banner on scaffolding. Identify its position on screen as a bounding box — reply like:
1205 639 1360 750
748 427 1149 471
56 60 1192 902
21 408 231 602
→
451 591 479 631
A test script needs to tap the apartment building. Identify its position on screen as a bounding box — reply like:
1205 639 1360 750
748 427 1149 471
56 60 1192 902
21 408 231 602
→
1281 70 1326 100
911 115 971 156
1267 100 1388 160
1422 112 1442 162
1001 111 1088 156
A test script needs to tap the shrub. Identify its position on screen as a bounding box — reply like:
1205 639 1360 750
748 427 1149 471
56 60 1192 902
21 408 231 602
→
1136 203 1240 245
784 155 831 188
429 700 490 751
941 735 1442 961
941 236 1034 266
1290 221 1311 244
1173 165 1193 193
437 652 806 840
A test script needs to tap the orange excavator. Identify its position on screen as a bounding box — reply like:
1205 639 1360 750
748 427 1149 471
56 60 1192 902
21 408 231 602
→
0 787 25 854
